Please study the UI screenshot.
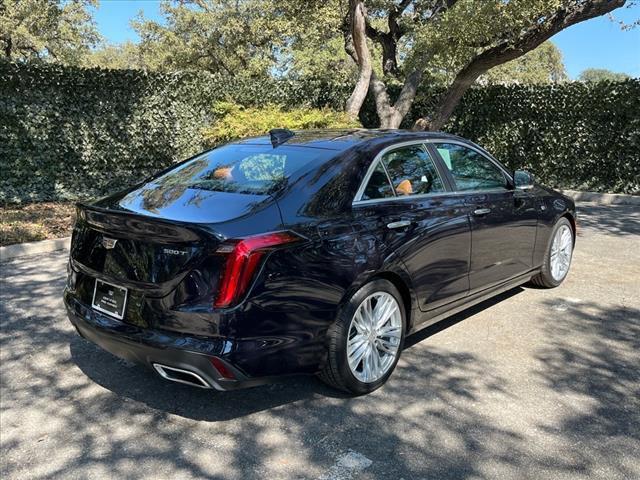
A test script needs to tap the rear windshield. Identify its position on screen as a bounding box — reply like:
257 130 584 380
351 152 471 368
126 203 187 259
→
148 144 335 195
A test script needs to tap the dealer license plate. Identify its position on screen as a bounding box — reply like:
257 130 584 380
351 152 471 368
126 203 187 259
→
92 279 128 320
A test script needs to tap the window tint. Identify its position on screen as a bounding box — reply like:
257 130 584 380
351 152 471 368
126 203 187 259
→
144 144 334 196
381 145 445 196
435 143 507 191
361 162 394 200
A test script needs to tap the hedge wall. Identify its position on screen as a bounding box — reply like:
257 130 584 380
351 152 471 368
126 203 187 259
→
1 62 638 203
449 82 640 195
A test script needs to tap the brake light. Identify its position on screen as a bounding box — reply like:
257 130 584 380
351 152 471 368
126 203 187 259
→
214 231 302 308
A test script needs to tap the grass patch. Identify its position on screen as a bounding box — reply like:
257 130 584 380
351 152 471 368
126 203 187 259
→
0 202 76 247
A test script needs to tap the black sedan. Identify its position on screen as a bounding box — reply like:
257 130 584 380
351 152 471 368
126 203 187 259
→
64 129 576 394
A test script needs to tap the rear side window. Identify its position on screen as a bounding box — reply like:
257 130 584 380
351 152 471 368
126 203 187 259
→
147 144 334 195
359 144 446 201
361 162 394 200
381 145 445 196
435 143 507 191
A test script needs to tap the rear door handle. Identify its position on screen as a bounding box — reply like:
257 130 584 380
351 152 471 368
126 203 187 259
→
473 208 491 216
387 220 412 229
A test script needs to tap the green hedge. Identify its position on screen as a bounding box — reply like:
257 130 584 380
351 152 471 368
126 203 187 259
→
0 63 352 203
1 62 638 203
448 82 640 195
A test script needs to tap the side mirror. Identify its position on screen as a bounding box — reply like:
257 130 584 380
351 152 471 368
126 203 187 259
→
514 170 535 190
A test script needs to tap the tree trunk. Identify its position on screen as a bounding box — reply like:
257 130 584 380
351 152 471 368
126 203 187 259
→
370 74 400 128
343 0 451 127
371 69 423 129
417 65 482 131
345 1 372 120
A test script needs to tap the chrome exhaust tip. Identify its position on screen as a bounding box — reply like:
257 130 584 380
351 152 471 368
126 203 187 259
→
152 363 211 389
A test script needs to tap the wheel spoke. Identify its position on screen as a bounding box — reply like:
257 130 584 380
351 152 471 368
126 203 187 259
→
373 296 393 326
348 334 366 349
352 310 367 333
348 341 369 371
376 337 397 355
375 300 398 329
377 325 402 338
362 348 374 382
370 346 382 377
364 297 375 327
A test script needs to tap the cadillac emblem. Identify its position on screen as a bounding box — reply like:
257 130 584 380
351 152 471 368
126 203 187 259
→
102 237 118 249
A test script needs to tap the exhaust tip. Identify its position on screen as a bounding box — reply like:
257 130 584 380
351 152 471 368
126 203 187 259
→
153 363 211 389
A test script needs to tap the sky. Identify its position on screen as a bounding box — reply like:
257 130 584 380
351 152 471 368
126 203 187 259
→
94 0 640 79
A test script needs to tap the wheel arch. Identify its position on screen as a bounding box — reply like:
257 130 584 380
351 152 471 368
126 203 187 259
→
562 212 577 245
370 271 415 332
336 260 418 334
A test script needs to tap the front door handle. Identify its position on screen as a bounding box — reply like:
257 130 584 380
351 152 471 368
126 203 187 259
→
473 208 491 216
387 220 412 229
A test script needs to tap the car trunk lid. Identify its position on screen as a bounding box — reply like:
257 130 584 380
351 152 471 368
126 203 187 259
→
70 203 224 298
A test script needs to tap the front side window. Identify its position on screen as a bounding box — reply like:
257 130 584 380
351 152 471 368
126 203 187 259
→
435 143 507 191
380 145 445 197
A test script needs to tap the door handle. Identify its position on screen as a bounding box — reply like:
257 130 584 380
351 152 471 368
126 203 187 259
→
386 220 412 229
473 208 491 216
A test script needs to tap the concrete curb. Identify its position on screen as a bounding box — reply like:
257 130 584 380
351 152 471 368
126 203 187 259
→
0 237 71 262
561 190 639 206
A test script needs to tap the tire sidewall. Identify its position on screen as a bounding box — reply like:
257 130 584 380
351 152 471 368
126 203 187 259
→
332 279 406 395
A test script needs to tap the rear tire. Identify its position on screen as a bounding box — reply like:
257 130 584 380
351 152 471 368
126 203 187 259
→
319 279 406 395
530 217 574 288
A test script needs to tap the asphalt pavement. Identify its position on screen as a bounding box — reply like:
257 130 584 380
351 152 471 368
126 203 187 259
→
1 202 639 480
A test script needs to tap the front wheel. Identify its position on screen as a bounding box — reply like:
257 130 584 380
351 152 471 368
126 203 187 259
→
531 217 574 288
319 279 406 395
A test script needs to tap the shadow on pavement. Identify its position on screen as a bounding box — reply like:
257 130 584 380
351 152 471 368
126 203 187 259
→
68 287 526 422
404 287 525 349
532 299 640 478
576 203 640 236
2 248 639 479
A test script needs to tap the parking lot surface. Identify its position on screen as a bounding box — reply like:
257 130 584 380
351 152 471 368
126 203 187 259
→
1 202 639 480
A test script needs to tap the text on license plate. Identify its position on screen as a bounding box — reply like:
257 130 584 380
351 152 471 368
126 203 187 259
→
92 279 128 320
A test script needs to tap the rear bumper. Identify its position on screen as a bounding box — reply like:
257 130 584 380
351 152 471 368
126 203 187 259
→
64 289 274 391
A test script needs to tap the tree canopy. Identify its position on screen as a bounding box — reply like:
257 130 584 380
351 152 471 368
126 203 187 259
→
81 41 143 70
482 42 568 85
338 0 630 129
0 0 100 65
578 68 632 82
130 0 294 77
1 0 633 130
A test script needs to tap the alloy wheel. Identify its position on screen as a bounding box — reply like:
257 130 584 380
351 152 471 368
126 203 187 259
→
346 292 402 383
550 224 573 281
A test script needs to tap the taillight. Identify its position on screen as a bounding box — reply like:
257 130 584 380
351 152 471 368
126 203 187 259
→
214 231 302 308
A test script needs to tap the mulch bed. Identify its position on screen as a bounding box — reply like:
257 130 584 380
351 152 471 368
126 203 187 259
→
0 202 77 247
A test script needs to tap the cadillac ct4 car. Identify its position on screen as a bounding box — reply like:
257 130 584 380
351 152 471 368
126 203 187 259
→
64 129 576 394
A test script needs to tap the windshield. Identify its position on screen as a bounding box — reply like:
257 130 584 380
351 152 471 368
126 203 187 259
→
147 144 335 195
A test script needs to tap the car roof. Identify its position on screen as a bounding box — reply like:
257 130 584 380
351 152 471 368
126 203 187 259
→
231 129 466 151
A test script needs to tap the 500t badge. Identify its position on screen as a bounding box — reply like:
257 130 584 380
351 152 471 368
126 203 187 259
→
163 248 188 256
